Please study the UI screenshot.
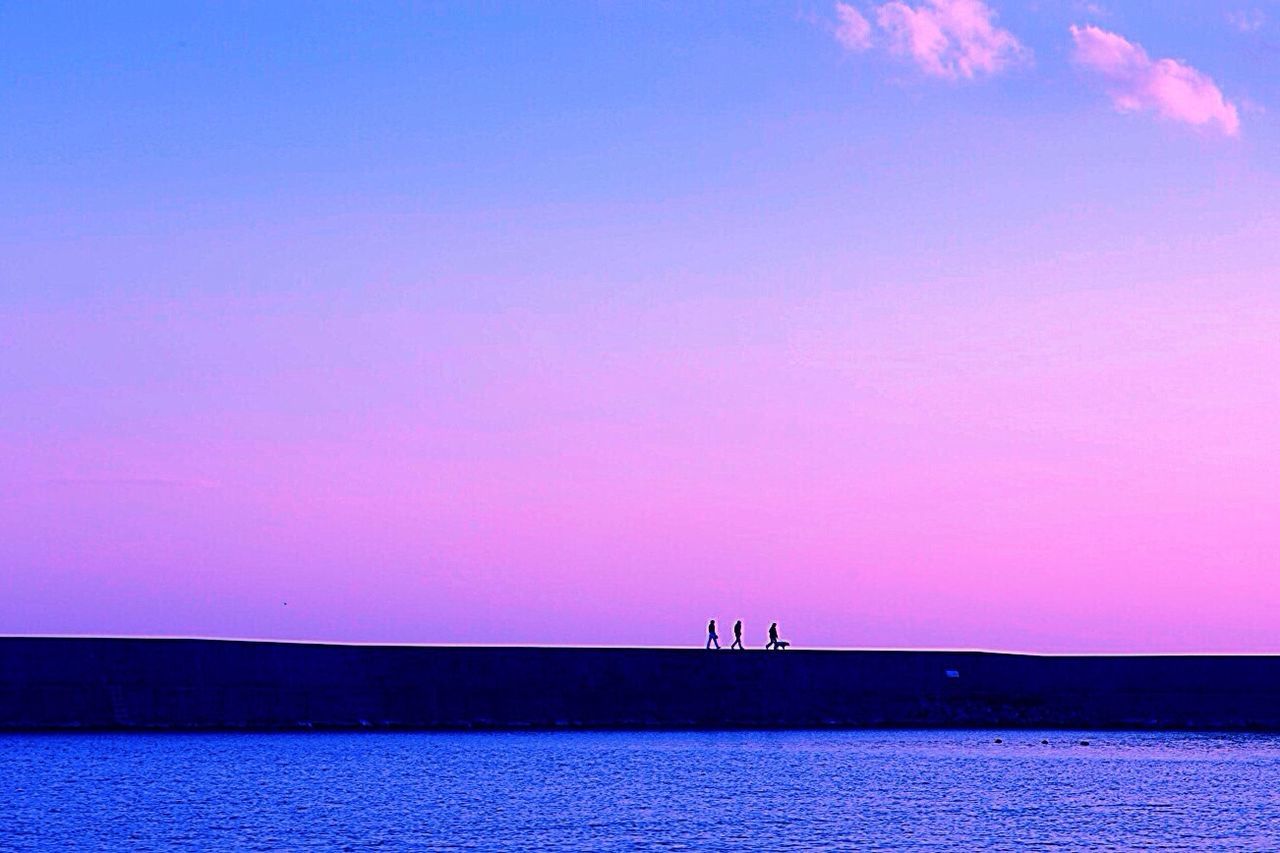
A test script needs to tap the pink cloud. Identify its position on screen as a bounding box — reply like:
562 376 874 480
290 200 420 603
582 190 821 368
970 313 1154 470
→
1070 24 1240 136
873 0 1026 80
834 3 873 51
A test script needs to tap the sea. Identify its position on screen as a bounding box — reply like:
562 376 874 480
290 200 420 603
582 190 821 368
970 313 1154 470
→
2 730 1278 851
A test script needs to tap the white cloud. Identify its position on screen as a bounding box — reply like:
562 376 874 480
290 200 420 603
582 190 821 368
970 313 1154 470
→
1070 24 1241 136
832 0 1027 81
834 2 873 51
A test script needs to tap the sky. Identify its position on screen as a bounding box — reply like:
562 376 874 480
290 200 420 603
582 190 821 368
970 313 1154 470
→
3 1 1280 651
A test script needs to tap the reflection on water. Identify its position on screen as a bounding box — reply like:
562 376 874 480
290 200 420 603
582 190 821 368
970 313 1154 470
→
3 730 1279 850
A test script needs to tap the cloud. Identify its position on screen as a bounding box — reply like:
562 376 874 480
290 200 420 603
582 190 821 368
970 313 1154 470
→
872 0 1027 80
834 3 874 51
1226 9 1266 34
830 0 1026 81
1070 25 1241 136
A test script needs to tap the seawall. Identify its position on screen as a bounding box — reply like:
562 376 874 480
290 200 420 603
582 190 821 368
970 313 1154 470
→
2 637 1280 731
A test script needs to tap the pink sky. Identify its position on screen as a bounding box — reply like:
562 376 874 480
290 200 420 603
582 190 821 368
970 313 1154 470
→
7 256 1280 650
3 2 1280 650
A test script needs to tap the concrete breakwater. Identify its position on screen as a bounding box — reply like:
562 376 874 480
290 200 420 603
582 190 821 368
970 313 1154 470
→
2 637 1280 731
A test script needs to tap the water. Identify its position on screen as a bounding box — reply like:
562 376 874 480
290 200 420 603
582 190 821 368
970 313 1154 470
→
3 731 1279 851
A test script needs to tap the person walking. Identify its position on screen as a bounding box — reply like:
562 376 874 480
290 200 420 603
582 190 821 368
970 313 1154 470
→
706 619 720 650
766 622 779 650
730 619 744 650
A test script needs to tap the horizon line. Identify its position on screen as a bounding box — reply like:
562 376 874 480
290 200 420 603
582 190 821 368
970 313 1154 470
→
3 634 1279 657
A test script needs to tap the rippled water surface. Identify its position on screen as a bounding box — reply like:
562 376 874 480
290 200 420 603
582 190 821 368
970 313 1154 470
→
3 730 1280 850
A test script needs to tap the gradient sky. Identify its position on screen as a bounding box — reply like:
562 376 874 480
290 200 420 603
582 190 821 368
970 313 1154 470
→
3 1 1280 650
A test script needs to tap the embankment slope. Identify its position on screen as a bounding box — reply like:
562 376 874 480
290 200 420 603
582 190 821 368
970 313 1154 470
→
2 637 1279 731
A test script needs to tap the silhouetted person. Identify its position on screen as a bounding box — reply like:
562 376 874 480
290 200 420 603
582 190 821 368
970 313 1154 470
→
706 619 720 650
730 619 744 650
766 622 779 650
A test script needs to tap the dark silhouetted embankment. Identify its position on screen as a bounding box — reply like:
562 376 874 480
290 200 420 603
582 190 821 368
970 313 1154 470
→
3 637 1280 731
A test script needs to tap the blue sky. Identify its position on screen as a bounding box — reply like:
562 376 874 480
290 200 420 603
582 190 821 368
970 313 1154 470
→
5 2 1277 268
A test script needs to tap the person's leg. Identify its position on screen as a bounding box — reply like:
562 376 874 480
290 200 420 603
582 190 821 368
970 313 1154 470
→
706 636 712 650
713 636 720 649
